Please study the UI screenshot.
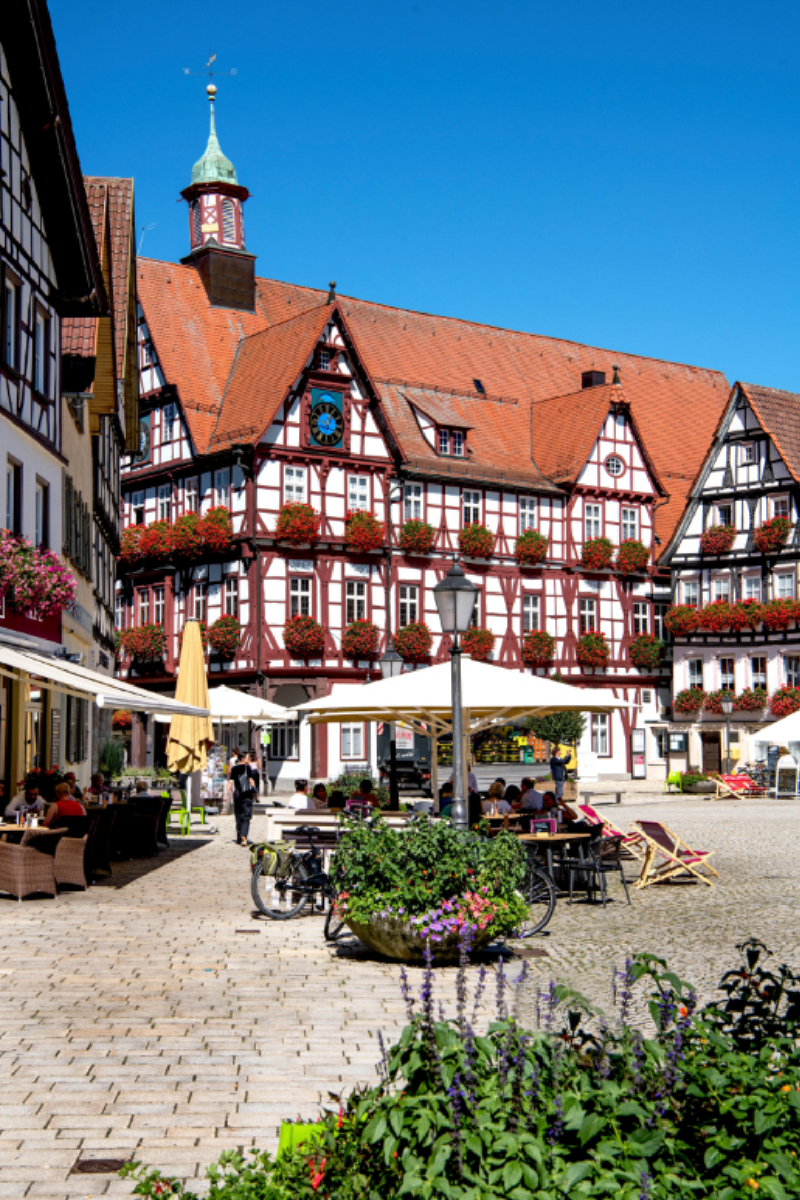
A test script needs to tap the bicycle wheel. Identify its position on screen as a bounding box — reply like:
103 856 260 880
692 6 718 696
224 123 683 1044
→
324 902 345 942
516 862 557 938
251 858 311 920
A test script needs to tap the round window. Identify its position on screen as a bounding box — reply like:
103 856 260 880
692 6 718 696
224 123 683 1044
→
605 455 625 477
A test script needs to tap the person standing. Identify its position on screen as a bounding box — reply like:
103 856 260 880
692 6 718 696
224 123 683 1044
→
231 752 255 846
550 747 571 800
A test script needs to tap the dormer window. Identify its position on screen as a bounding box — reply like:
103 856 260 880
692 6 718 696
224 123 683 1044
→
319 349 331 371
438 428 465 457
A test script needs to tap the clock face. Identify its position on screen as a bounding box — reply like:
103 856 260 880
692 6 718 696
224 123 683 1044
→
136 419 150 462
310 398 344 447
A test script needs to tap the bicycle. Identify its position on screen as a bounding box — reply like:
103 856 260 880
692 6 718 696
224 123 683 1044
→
515 850 557 938
251 825 344 939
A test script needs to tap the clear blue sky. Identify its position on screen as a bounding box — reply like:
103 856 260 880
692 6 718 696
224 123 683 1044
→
51 0 800 390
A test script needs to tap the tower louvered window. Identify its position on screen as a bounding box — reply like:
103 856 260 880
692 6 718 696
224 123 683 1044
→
222 198 236 243
192 201 202 244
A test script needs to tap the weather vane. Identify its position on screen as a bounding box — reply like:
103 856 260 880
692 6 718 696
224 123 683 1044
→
183 53 237 88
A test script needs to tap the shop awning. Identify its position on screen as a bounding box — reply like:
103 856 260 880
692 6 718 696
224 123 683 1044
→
0 643 210 717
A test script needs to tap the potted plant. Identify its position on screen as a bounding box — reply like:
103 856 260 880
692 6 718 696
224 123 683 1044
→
762 599 800 630
275 502 320 546
700 524 736 554
703 689 736 715
522 629 555 667
341 618 380 660
283 613 325 658
680 768 715 794
697 600 763 633
576 631 610 669
458 523 494 559
345 510 384 553
460 627 495 661
0 531 77 618
664 605 700 636
629 633 664 670
171 512 204 559
616 538 649 574
208 615 241 657
754 515 791 554
138 519 173 560
398 519 436 555
735 688 767 713
202 506 233 553
674 686 705 715
111 710 132 730
579 537 614 570
770 686 800 718
119 524 145 564
394 621 433 662
514 530 548 566
120 624 167 660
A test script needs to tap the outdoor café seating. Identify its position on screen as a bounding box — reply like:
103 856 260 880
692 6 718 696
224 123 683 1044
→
633 820 719 889
0 827 66 900
564 833 631 906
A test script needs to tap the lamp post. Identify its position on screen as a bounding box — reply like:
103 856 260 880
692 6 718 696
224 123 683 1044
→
721 695 734 775
379 641 404 809
433 562 478 830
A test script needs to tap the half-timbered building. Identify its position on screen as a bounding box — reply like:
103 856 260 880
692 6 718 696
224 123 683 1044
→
661 382 800 774
119 89 732 785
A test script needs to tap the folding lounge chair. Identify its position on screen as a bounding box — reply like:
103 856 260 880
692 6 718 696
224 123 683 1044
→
712 775 766 802
577 803 646 862
632 820 719 889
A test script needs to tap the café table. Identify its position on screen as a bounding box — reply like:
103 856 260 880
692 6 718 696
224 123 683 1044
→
519 831 592 881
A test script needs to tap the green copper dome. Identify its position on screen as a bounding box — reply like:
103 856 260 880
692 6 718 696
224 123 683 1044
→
191 90 238 186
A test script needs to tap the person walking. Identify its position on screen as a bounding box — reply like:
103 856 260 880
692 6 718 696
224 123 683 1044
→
550 747 571 800
231 751 256 846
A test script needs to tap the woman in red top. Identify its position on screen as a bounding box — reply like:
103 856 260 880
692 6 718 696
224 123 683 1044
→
43 781 87 827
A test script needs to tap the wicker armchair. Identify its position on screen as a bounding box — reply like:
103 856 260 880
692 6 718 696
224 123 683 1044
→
0 828 66 900
53 816 91 891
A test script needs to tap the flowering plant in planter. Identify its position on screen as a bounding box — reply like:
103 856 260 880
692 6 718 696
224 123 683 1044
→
703 689 736 715
674 686 705 715
0 533 77 618
283 613 325 658
698 599 763 633
139 520 173 560
112 710 132 729
178 620 207 654
762 599 800 630
770 686 800 718
576 631 610 669
579 537 614 570
700 524 736 554
398 519 435 555
514 529 548 566
460 627 495 661
202 506 233 553
171 512 204 559
735 688 768 712
394 621 433 662
208 615 241 657
616 538 649 574
344 509 384 553
664 605 700 636
458 523 494 558
522 629 555 666
754 515 791 554
120 624 166 659
629 633 664 670
275 503 320 545
341 618 380 660
119 524 145 564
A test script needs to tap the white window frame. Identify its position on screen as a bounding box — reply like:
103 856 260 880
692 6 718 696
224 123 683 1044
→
775 573 795 600
33 307 48 395
772 495 790 519
605 456 624 478
341 722 365 760
683 579 699 607
193 582 207 623
653 603 668 641
138 588 150 627
153 586 165 626
716 502 733 528
115 594 125 631
744 575 762 602
750 656 767 690
463 490 481 525
403 484 422 521
214 468 230 508
633 602 649 635
346 580 366 623
688 659 703 689
158 484 172 522
284 467 307 505
713 575 731 602
34 480 47 548
621 507 638 541
2 274 19 369
740 443 756 465
270 720 299 760
579 597 596 633
522 593 540 634
131 489 145 524
224 577 238 618
450 430 464 457
584 503 602 541
289 577 311 618
719 657 735 690
185 478 199 514
591 713 609 756
319 348 331 371
785 655 800 689
348 474 369 511
438 428 449 455
162 403 176 443
519 497 536 533
399 584 418 626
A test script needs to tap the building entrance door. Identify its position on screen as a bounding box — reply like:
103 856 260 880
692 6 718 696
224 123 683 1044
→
701 731 721 774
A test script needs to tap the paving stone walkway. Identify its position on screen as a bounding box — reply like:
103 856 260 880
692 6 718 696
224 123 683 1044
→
1 797 798 1197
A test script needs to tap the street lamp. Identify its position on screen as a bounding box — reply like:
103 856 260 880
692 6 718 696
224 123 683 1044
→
433 562 478 830
379 641 404 809
721 694 734 775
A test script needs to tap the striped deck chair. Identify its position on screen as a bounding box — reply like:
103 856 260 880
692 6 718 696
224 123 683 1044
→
712 775 767 802
633 820 719 889
577 804 646 862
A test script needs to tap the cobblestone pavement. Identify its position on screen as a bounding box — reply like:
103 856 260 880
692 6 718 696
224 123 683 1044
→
1 798 798 1197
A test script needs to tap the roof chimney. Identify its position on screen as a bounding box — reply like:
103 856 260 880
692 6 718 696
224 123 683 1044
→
612 364 621 385
581 370 606 389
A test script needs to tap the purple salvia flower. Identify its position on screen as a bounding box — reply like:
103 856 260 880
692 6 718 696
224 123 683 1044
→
618 957 634 1026
495 961 508 1021
376 1027 389 1079
547 1092 564 1146
471 964 488 1025
512 961 530 1020
447 1071 465 1176
639 1169 652 1200
545 980 558 1031
399 966 416 1023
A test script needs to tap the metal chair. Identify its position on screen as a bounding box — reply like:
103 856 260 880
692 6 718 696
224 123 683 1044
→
566 834 631 907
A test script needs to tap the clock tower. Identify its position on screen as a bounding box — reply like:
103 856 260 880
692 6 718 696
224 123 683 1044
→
180 85 256 312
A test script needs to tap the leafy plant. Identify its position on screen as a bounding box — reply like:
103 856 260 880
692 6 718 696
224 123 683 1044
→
98 739 125 776
458 523 494 558
119 524 145 564
0 530 77 617
398 518 436 555
771 686 800 718
275 503 320 545
700 523 736 554
394 621 432 662
208 615 241 657
120 624 167 659
514 529 548 566
341 619 380 660
674 686 705 714
327 772 390 807
629 633 664 670
664 605 699 636
521 629 555 666
703 688 736 714
754 515 791 554
698 599 763 632
345 510 384 553
172 512 204 559
524 710 586 749
736 687 768 712
763 599 800 630
203 506 233 553
283 614 325 658
616 538 649 573
579 536 614 569
460 626 495 661
139 520 173 559
576 631 610 668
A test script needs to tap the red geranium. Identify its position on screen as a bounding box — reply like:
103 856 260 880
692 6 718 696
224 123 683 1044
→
703 689 736 715
394 621 433 662
674 687 705 715
576 632 610 669
112 710 132 729
172 512 204 559
120 624 166 659
345 510 384 553
399 519 436 555
664 605 700 636
119 525 145 564
341 619 380 660
458 524 494 558
700 525 736 555
629 634 664 670
735 688 768 713
698 600 763 633
461 627 496 662
762 600 800 630
514 530 548 566
754 516 791 554
770 687 800 718
208 615 241 657
579 538 614 570
275 503 320 546
522 629 555 666
139 520 173 560
616 539 650 574
283 614 325 658
203 507 233 553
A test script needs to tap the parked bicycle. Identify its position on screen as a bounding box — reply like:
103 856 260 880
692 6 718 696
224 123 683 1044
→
251 825 344 939
516 850 557 937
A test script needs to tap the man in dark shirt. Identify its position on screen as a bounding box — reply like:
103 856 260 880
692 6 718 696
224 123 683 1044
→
550 749 571 800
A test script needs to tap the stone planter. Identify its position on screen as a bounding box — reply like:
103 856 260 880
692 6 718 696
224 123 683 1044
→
345 912 499 963
686 781 716 794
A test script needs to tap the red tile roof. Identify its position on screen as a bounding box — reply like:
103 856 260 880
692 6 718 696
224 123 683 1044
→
137 259 730 548
739 382 800 485
62 181 107 359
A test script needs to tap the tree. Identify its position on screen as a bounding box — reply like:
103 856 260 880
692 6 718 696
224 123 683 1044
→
524 711 587 750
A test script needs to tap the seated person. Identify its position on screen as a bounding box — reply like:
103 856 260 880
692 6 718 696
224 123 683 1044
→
505 784 522 811
521 778 545 810
350 778 381 808
541 790 558 813
86 773 107 798
63 771 83 799
328 789 346 809
482 781 511 814
5 783 46 820
311 783 329 809
43 781 86 827
134 780 149 793
288 779 311 810
439 780 454 809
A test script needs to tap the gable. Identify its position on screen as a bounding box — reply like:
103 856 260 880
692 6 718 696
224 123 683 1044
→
576 409 661 497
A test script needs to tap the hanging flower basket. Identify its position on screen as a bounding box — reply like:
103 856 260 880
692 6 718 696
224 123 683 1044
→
283 614 325 658
629 634 664 671
208 615 241 657
616 539 650 574
664 605 700 636
119 525 146 565
735 688 768 713
202 506 233 553
394 621 433 662
178 620 207 654
522 629 555 667
458 524 494 558
576 632 610 669
697 600 763 633
762 600 800 630
771 687 800 718
461 627 496 662
112 710 132 729
120 624 166 660
754 516 791 554
345 510 384 553
342 619 380 660
579 537 614 570
700 525 736 555
275 503 320 546
399 519 436 555
514 530 548 566
703 689 736 715
172 512 204 559
139 520 173 560
0 531 77 618
674 687 706 715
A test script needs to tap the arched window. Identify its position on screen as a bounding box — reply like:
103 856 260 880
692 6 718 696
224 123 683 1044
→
221 198 236 243
192 201 202 245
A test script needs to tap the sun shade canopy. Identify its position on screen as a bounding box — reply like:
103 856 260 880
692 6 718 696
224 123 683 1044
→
167 621 214 774
207 685 293 724
753 711 800 747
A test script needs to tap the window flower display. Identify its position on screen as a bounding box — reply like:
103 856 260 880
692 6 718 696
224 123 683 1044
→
629 634 664 670
700 524 736 555
664 605 700 636
119 524 145 564
579 537 614 570
394 621 433 662
171 512 204 559
458 523 494 558
344 510 384 553
283 614 325 658
398 519 436 555
112 710 132 729
770 686 800 718
674 687 705 715
138 520 173 560
754 515 791 554
616 538 649 574
0 531 77 618
119 624 166 660
275 503 320 545
762 600 800 630
461 627 496 662
341 619 380 660
514 530 548 566
703 689 736 715
522 629 555 667
576 631 610 669
735 688 768 712
697 600 763 633
208 615 241 657
202 506 233 553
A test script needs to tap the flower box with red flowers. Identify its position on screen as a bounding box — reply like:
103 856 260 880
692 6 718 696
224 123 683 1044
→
458 524 494 559
208 615 241 657
514 530 548 566
0 531 77 619
770 687 800 718
522 629 555 667
735 688 768 713
579 537 614 570
283 614 326 658
700 524 736 555
112 710 132 729
461 627 496 662
342 619 380 660
394 621 433 662
703 689 736 715
754 515 791 554
629 634 664 671
120 624 166 660
119 524 146 564
664 605 700 637
202 506 233 553
345 510 384 554
616 539 650 574
275 503 320 546
399 519 436 556
698 600 764 633
576 632 610 669
674 687 705 715
762 599 800 630
171 512 204 560
138 520 173 560
178 620 207 654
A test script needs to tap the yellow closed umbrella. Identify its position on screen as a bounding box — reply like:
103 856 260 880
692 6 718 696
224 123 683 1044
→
167 620 214 774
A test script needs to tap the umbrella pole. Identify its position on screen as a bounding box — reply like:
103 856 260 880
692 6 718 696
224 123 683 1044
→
432 734 439 812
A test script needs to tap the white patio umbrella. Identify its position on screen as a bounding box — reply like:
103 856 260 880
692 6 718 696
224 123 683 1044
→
753 710 800 748
207 685 293 724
